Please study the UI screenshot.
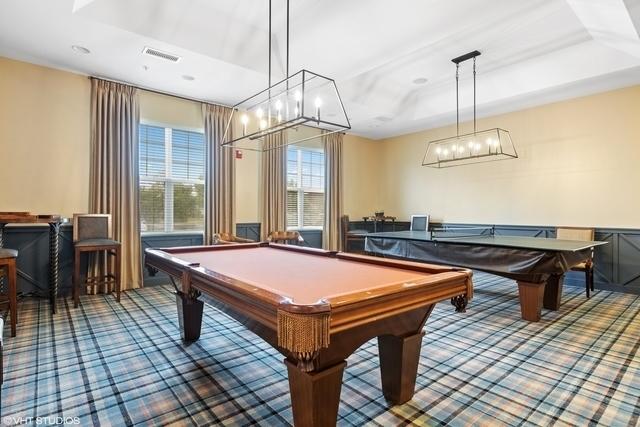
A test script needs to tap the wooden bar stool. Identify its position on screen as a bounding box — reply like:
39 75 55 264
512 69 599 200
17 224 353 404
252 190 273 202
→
73 214 121 307
0 248 18 337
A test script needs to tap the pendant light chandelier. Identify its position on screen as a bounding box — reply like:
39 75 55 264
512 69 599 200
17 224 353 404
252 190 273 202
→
422 50 517 168
221 0 350 151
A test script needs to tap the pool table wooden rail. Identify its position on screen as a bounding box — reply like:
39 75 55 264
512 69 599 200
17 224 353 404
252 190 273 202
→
145 243 472 337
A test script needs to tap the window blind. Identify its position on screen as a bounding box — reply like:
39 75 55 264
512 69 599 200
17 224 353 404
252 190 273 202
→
139 124 205 232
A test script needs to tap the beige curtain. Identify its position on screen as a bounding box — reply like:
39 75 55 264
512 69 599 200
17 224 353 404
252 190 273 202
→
89 78 142 290
323 132 344 251
260 132 287 240
203 103 235 244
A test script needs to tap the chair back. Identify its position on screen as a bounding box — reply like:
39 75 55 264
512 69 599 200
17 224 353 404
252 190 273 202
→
73 214 112 242
341 215 350 237
268 230 303 245
556 227 594 241
410 215 430 231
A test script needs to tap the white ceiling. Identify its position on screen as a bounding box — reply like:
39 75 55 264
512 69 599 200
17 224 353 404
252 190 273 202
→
1 0 639 139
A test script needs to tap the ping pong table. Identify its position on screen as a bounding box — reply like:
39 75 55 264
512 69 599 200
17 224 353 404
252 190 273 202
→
357 227 607 322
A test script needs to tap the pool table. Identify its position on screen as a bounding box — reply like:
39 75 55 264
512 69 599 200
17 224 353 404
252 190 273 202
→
145 242 473 426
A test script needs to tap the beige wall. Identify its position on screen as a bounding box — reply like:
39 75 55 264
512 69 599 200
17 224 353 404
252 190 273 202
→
140 91 203 131
0 57 91 217
343 134 381 219
378 85 640 228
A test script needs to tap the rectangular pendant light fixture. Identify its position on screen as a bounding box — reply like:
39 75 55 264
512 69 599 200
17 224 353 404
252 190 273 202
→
221 0 350 152
422 50 518 168
221 69 350 152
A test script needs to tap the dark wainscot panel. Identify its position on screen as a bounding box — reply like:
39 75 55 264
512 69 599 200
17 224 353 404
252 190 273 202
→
7 222 637 295
142 232 204 286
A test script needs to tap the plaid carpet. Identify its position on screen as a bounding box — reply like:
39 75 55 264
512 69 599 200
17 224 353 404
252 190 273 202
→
1 272 639 426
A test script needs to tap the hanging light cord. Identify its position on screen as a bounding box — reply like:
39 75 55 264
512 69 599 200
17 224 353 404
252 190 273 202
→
473 56 477 134
286 0 290 79
268 0 271 87
455 63 459 137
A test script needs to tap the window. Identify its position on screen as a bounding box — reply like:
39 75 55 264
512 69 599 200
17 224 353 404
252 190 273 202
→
287 147 325 229
139 124 205 232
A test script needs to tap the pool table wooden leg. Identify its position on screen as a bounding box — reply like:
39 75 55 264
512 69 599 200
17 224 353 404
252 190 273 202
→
517 281 545 322
543 274 564 311
285 358 346 427
175 290 203 342
378 331 425 404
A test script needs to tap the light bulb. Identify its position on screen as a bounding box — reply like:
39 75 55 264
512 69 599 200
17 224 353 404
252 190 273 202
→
256 108 264 119
275 100 283 111
314 97 322 108
240 114 249 125
486 138 493 146
458 146 465 154
259 119 267 130
492 139 499 147
474 143 481 151
451 144 458 152
468 140 474 148
435 147 442 155
294 91 302 101
443 149 449 156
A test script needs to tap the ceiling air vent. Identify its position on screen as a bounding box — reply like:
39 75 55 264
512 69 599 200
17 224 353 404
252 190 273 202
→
142 46 181 63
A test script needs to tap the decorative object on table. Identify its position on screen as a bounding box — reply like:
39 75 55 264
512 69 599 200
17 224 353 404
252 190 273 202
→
422 50 517 168
556 227 596 298
72 214 121 307
410 214 430 231
0 248 18 337
220 0 350 152
362 214 397 233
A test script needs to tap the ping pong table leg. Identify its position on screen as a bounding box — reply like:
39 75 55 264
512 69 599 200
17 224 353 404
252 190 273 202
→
542 274 564 311
516 281 545 322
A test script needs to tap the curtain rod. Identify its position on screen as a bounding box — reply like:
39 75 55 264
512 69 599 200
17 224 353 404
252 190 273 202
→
88 75 231 109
